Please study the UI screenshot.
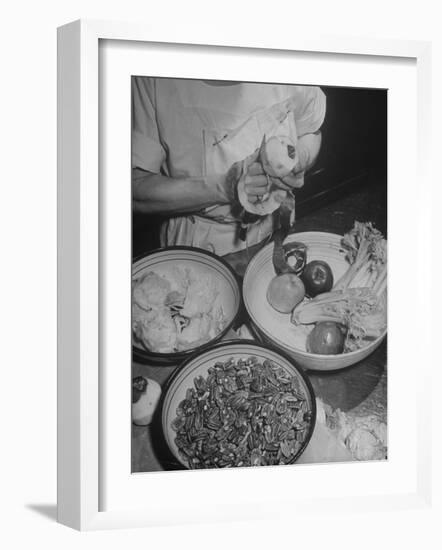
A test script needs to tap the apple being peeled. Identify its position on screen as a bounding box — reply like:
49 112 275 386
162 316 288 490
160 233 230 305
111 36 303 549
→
237 135 297 216
267 273 305 313
261 135 298 178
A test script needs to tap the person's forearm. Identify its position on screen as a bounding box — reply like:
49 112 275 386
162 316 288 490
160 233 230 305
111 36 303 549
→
296 131 322 172
133 169 228 214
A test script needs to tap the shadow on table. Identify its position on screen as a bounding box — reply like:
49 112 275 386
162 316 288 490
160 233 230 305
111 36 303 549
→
308 339 387 412
148 397 185 471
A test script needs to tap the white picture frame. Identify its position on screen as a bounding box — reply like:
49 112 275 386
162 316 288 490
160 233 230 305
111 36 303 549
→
57 19 432 531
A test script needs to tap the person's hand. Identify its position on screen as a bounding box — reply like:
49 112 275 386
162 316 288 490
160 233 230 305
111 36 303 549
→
280 170 305 189
242 145 305 197
243 160 272 204
277 134 321 189
277 155 306 189
222 148 282 206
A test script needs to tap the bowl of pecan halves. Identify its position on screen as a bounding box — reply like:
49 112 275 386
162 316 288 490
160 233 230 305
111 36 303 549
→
162 340 316 469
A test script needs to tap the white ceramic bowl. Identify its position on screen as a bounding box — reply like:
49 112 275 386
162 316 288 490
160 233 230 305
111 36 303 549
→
132 247 241 364
162 340 316 469
243 232 387 371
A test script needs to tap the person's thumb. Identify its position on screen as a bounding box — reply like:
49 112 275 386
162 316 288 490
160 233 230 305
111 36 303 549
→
243 147 260 171
280 171 305 189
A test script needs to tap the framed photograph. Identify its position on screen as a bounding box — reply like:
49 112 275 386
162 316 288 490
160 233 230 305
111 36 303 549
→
57 19 432 530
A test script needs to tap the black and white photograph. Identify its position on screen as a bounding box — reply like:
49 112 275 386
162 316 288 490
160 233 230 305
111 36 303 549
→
131 76 387 472
3 0 437 539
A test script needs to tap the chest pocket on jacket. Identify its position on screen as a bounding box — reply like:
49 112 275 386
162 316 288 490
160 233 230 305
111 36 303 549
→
256 97 299 143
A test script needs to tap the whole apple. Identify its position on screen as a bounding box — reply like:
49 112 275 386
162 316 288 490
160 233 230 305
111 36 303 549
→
267 273 306 313
301 260 334 297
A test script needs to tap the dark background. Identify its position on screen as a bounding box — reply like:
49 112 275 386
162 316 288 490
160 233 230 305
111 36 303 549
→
132 85 387 258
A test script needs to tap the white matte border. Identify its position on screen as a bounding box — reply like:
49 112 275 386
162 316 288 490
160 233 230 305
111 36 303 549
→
57 19 432 531
101 36 417 512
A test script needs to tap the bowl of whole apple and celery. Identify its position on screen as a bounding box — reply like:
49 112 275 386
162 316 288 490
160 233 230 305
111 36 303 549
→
243 222 387 371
